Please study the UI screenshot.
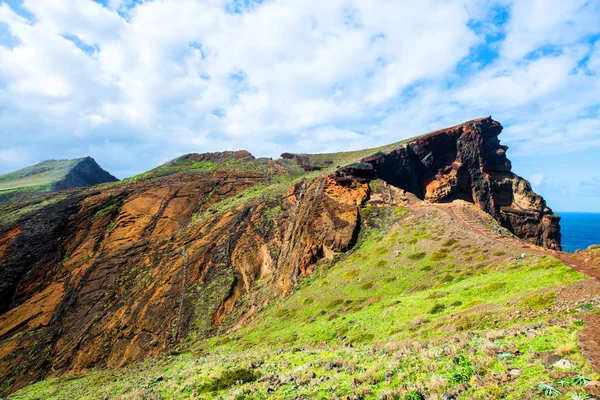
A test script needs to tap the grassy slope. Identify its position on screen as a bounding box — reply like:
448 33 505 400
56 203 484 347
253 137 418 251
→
0 159 83 193
11 200 598 400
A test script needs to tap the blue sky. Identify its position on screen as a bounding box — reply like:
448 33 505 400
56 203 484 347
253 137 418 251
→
0 0 599 212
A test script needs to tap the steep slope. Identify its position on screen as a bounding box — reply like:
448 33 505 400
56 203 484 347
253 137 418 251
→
0 118 567 396
11 201 600 399
0 157 118 204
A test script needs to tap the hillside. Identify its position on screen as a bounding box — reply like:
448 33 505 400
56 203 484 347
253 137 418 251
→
1 117 598 399
0 157 118 204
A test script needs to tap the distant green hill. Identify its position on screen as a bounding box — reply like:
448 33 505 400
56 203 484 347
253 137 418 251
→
0 157 118 204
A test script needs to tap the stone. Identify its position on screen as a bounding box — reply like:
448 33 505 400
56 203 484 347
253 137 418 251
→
585 381 600 396
509 369 522 378
325 362 339 371
545 354 562 365
553 359 573 369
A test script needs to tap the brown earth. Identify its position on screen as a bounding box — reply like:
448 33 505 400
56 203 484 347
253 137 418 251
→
0 117 568 395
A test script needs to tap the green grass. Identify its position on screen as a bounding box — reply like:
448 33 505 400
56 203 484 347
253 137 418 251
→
0 159 82 192
11 206 596 400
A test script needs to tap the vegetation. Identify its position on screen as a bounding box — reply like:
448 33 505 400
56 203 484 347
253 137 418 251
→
11 206 597 400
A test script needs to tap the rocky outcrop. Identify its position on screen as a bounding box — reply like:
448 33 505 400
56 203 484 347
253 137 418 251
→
359 117 561 249
0 118 561 395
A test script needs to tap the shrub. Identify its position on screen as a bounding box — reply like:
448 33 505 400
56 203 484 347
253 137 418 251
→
430 252 448 261
301 297 314 306
360 282 374 290
429 303 446 314
374 246 389 255
442 238 459 247
407 252 426 260
342 269 360 279
519 291 556 310
197 368 260 393
327 299 345 309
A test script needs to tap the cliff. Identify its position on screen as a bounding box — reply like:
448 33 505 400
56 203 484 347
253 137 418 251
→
0 117 561 394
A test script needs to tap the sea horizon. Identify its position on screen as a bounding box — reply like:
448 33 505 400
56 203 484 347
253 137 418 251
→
557 211 600 253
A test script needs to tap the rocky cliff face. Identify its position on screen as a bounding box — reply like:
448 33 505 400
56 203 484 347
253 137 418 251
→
0 118 560 394
359 117 561 249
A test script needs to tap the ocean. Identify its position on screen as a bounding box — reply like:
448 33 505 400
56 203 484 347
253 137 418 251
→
559 212 600 253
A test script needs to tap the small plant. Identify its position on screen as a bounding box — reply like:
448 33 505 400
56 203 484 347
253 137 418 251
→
538 383 561 397
573 375 591 386
448 354 474 384
406 390 425 400
557 378 573 387
497 352 515 360
569 392 591 400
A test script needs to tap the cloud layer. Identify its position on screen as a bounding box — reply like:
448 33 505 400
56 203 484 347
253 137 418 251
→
0 0 599 209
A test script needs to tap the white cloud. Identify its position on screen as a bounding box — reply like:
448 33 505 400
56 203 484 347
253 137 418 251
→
501 0 599 60
0 0 598 192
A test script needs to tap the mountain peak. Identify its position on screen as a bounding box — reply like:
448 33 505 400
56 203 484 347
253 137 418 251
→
0 157 118 204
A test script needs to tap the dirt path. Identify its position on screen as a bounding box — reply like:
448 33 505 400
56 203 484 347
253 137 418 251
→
443 202 600 280
440 201 600 375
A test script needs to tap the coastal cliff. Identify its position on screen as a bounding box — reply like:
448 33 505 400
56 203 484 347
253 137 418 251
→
0 117 561 394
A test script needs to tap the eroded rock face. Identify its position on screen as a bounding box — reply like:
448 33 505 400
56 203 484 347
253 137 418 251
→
360 117 561 249
0 118 561 394
0 157 369 394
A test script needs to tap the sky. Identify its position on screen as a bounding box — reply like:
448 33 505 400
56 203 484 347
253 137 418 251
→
0 0 599 212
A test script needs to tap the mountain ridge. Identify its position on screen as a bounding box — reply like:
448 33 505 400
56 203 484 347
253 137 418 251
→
0 117 579 397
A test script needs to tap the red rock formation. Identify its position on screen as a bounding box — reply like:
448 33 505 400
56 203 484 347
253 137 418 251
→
0 118 560 394
360 117 561 249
